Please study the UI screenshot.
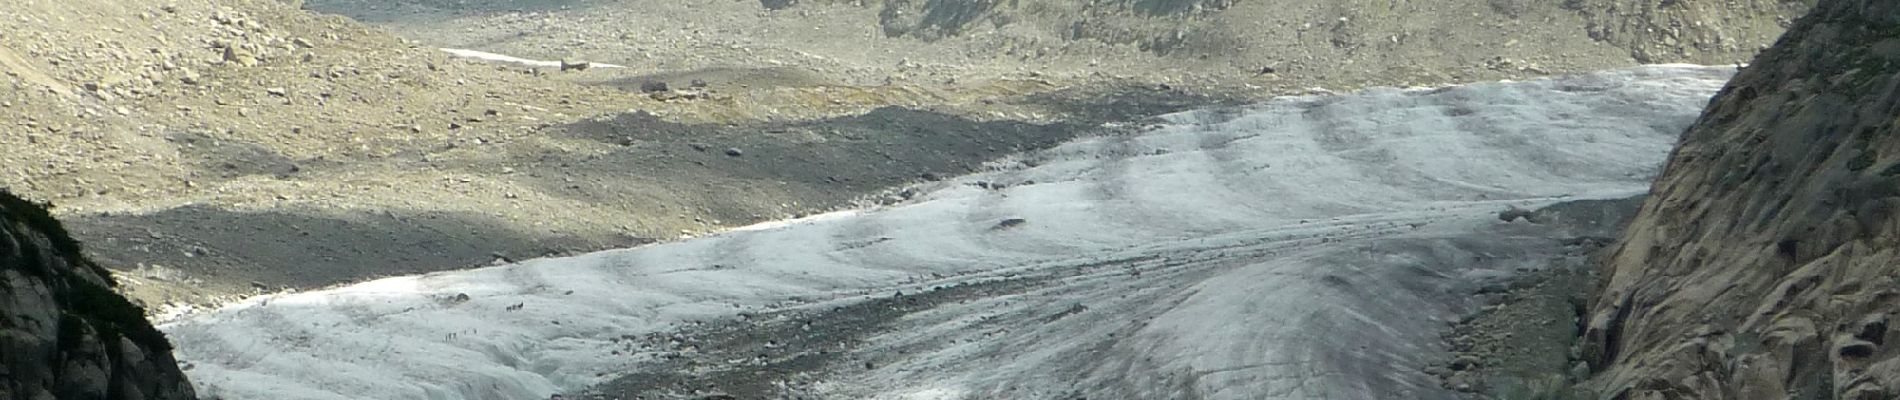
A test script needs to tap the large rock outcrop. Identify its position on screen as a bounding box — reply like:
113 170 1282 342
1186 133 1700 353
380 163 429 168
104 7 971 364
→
1571 0 1813 64
0 191 195 400
1583 0 1900 398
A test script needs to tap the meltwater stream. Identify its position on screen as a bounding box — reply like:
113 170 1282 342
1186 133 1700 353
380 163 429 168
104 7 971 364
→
163 66 1733 400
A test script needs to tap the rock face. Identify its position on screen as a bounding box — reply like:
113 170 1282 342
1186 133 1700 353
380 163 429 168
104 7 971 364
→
0 191 195 400
1571 0 1813 64
1584 1 1900 398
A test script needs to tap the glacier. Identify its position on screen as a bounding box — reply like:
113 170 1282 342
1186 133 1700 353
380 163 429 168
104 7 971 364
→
162 65 1734 400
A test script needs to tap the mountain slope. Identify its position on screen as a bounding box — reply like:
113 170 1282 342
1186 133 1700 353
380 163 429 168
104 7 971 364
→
311 0 1807 91
1583 0 1900 398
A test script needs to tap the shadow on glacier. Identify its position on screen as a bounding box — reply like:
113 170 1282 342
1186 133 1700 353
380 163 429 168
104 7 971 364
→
539 84 1243 215
67 205 647 290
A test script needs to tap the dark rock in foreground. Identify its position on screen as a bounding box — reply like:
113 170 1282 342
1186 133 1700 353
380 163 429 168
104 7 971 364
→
1584 0 1900 398
1 191 195 400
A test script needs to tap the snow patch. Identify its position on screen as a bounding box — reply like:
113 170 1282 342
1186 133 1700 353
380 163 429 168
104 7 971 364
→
440 48 626 69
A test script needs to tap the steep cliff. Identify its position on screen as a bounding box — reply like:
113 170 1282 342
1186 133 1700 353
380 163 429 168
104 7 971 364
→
0 191 195 400
1584 0 1900 398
